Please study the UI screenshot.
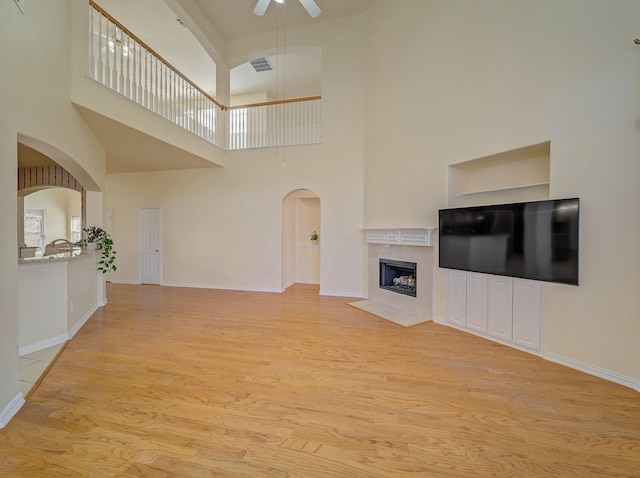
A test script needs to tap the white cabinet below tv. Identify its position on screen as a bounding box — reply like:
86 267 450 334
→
445 271 545 353
465 272 488 333
487 275 513 342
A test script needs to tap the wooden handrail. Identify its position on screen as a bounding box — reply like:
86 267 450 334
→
89 0 225 110
89 1 322 112
227 96 322 110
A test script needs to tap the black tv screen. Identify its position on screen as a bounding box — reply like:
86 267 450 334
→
439 198 579 285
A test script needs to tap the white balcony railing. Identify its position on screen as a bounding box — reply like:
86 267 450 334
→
228 97 321 150
88 2 223 146
88 1 321 151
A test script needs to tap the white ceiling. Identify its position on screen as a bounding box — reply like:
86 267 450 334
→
75 106 224 173
192 0 375 40
94 0 373 99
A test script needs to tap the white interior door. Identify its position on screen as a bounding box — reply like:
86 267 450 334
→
139 208 161 285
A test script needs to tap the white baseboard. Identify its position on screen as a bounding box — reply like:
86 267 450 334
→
111 280 363 298
434 316 639 392
319 289 365 298
68 304 99 339
109 279 141 285
19 334 68 357
19 305 100 357
161 282 282 294
282 280 295 291
544 351 640 392
0 393 25 429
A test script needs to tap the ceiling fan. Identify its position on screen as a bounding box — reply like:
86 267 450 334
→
253 0 321 18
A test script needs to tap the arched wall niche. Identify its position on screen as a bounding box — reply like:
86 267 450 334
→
281 188 321 291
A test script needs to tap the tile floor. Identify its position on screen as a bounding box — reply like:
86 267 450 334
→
19 343 65 396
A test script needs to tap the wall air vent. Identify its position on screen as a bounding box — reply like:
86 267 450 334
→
250 58 273 72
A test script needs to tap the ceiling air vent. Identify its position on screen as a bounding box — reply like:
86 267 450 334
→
250 58 273 72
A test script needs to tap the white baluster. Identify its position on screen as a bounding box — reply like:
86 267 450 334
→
161 66 166 119
169 70 174 122
89 7 95 80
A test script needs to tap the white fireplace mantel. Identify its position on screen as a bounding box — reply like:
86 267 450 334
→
364 227 437 247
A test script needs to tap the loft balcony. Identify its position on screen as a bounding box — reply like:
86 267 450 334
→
75 1 321 172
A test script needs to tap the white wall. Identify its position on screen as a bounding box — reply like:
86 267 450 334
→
0 0 106 422
105 14 367 297
231 91 270 106
364 0 640 382
18 254 103 354
281 191 297 289
18 263 68 349
67 254 103 333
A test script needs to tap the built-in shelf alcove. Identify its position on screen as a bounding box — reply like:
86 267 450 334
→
448 141 551 208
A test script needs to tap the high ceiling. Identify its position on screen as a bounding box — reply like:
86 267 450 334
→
25 0 374 174
191 0 375 40
93 0 374 99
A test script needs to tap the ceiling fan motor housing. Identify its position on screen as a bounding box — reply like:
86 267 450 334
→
253 0 321 18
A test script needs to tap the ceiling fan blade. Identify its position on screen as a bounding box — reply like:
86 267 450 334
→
253 0 271 16
299 0 321 18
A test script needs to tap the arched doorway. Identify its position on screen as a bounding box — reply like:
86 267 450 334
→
281 189 321 291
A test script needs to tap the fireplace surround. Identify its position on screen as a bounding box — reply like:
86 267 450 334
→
349 228 436 326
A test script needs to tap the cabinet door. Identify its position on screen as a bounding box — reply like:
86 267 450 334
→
512 279 543 351
446 271 467 327
487 276 513 341
466 273 488 333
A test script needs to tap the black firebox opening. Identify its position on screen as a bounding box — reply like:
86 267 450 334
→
379 259 417 297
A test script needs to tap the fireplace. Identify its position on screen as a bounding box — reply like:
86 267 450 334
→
379 259 417 297
351 228 435 326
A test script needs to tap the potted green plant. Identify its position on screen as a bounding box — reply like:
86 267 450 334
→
79 226 117 274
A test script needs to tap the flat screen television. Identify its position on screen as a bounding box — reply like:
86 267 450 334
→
439 198 579 285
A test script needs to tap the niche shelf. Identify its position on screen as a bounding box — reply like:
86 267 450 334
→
456 182 550 197
448 142 550 207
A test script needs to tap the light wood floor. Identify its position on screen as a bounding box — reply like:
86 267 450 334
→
1 283 638 477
